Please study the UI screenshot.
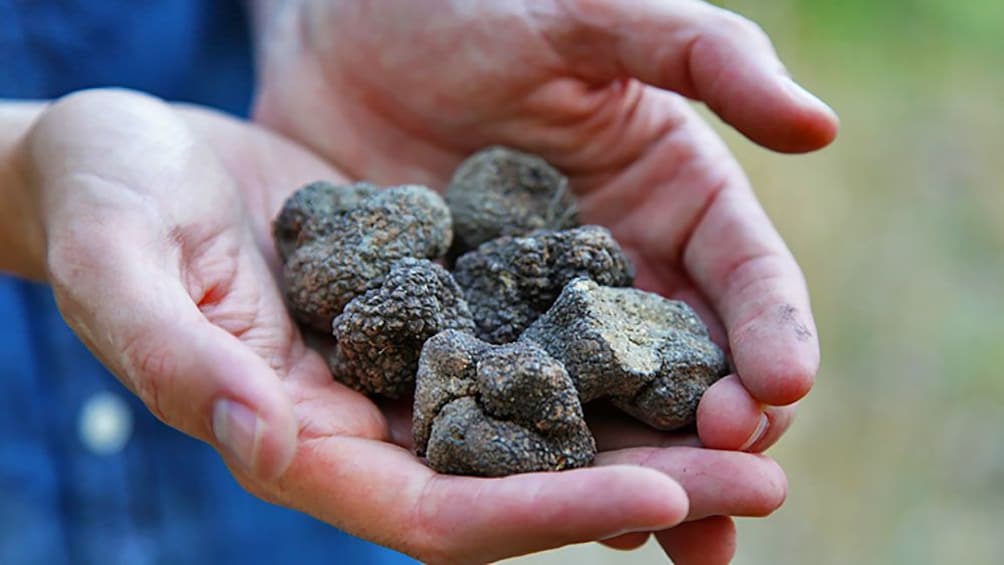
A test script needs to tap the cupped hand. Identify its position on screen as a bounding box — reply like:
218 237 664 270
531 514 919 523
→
255 2 836 559
19 89 786 564
256 0 835 447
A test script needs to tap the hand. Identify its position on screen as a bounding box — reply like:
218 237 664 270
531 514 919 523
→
257 0 835 440
255 1 837 559
15 89 787 564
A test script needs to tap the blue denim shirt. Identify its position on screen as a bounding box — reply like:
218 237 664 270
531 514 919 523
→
1 2 414 563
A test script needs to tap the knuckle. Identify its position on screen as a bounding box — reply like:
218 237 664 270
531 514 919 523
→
234 467 284 506
32 89 145 147
715 11 772 46
121 333 175 424
30 88 186 174
134 374 169 425
46 88 166 122
407 496 445 562
404 479 461 564
135 342 178 383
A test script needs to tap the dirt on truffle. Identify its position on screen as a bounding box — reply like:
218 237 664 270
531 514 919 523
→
453 225 634 344
330 258 476 398
413 330 596 476
521 278 729 430
446 146 580 257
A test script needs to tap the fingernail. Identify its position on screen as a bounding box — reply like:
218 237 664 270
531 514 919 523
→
783 77 837 117
213 399 262 474
739 412 770 452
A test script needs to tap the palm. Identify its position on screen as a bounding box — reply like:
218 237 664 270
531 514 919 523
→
256 0 825 406
236 0 739 450
252 4 839 555
182 110 392 440
28 85 803 562
195 100 676 472
257 1 692 187
188 110 752 560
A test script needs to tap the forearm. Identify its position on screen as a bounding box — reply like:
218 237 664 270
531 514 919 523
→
0 101 48 281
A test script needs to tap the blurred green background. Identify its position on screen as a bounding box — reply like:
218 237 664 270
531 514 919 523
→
511 0 1004 563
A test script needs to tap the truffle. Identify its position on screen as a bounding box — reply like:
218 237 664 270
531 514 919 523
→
273 180 378 262
445 146 579 255
283 185 452 331
453 226 634 344
413 330 595 476
330 259 476 398
521 278 729 430
274 151 732 477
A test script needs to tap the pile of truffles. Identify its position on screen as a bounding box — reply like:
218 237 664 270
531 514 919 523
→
275 147 729 477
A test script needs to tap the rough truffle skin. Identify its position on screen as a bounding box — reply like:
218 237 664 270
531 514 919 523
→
521 278 729 430
445 146 579 255
273 180 378 262
329 259 476 398
413 330 595 477
453 226 634 344
284 185 453 331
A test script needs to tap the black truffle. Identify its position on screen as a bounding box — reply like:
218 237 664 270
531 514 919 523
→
284 185 452 331
446 146 579 255
453 226 634 344
521 278 729 430
330 259 476 398
273 180 378 262
413 330 595 476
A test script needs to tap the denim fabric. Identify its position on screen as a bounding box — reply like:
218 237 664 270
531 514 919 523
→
0 0 255 115
1 2 416 563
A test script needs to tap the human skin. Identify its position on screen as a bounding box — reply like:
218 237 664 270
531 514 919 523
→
0 90 792 564
254 0 837 560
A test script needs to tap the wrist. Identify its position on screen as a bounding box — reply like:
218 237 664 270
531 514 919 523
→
0 101 48 281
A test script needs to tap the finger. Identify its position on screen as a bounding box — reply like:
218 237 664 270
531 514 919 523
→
683 178 820 406
276 438 689 563
534 0 838 152
656 516 737 565
586 417 698 453
697 375 797 452
571 91 819 408
592 418 701 451
377 394 417 450
597 447 786 520
587 401 702 450
600 532 651 551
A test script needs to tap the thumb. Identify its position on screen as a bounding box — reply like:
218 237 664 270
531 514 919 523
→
127 308 301 482
29 89 299 481
534 0 838 152
48 227 299 481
